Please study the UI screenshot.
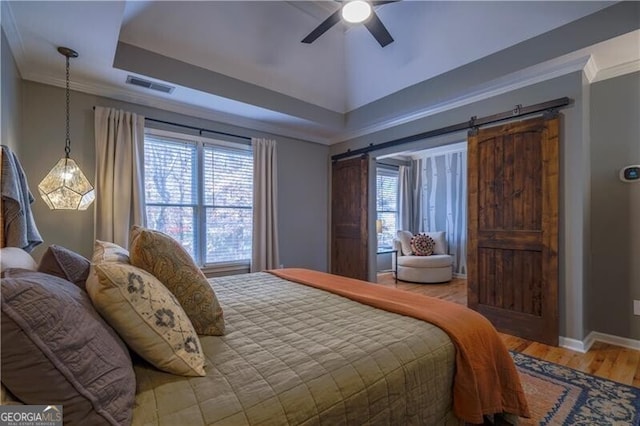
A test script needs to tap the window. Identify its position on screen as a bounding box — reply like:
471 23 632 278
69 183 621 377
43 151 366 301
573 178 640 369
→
376 166 399 249
144 130 253 267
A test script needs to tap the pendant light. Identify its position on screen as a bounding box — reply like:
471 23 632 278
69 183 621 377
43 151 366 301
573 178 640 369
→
38 47 95 210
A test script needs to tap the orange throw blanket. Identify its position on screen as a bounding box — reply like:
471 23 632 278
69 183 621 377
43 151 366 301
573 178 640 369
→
269 268 530 424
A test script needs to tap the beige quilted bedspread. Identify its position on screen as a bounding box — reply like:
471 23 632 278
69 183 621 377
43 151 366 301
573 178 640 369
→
132 272 461 426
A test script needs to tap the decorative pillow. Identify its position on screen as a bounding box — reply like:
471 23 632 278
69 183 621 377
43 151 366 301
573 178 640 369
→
92 240 130 264
129 225 225 336
1 269 135 425
0 247 37 272
424 231 447 255
411 233 436 256
86 262 206 377
396 230 414 256
37 245 91 290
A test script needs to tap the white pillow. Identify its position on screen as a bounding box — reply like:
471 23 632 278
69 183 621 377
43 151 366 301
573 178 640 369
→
425 231 447 255
396 230 414 255
0 248 37 272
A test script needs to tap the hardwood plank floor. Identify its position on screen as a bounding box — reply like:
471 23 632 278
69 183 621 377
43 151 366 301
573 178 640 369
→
376 272 640 387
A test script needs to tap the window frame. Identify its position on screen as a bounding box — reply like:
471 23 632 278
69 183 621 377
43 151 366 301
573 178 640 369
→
144 128 253 271
376 164 400 250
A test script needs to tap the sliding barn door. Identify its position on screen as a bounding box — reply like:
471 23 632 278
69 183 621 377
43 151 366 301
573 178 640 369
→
468 115 559 345
331 156 369 280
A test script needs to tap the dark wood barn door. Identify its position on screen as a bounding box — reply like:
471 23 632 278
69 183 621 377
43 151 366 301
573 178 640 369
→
467 115 559 345
331 156 369 280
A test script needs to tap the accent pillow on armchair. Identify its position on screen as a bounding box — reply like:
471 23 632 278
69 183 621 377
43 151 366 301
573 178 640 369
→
410 234 436 256
396 230 448 255
396 230 414 255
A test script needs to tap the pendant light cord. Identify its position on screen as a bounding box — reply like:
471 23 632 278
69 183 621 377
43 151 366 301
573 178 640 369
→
65 54 71 159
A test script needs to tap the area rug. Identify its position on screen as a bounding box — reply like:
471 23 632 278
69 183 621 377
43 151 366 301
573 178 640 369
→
511 351 640 425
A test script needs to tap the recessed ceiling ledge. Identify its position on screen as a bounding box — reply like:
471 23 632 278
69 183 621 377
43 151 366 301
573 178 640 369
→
113 42 345 129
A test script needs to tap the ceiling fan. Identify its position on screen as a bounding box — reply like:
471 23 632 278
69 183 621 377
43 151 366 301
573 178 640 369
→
301 0 398 48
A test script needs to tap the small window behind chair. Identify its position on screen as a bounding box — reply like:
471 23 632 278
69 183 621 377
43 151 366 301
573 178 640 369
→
376 166 399 250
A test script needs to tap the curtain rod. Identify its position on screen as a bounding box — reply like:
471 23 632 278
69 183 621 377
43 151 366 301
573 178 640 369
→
92 106 252 141
331 97 572 161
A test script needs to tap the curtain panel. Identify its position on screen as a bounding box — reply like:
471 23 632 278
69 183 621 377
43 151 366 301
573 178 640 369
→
94 107 146 248
398 159 423 234
251 138 279 272
422 150 467 276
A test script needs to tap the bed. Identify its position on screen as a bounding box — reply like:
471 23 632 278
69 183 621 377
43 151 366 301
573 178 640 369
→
1 241 529 426
132 269 529 425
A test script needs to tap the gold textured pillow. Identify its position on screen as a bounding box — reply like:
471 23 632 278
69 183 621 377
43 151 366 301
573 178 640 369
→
86 262 205 377
129 226 225 336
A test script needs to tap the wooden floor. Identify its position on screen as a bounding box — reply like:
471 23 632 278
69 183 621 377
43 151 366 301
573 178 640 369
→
376 272 640 388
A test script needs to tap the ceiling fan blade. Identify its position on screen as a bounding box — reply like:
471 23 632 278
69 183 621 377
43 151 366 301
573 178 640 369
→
370 1 398 6
301 10 342 44
364 11 394 47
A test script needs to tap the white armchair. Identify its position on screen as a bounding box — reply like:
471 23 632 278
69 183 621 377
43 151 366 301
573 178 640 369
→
393 231 453 283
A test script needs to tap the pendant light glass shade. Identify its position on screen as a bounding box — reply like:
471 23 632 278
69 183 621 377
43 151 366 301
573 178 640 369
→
39 46 95 210
38 158 95 210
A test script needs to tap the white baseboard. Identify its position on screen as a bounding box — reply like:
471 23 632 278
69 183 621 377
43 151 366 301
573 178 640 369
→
559 336 590 353
587 331 640 351
560 331 640 353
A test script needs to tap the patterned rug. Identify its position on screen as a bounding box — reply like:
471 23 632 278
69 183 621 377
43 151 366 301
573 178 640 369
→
511 351 640 425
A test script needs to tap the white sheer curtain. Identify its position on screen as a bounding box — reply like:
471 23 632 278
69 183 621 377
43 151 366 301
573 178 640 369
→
251 138 279 272
398 159 422 234
94 107 146 248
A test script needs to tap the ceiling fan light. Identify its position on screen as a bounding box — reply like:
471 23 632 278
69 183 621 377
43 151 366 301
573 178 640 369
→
342 0 372 24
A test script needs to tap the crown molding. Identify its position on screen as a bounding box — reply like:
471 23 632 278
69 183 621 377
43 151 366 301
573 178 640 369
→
593 59 640 83
0 1 26 77
583 56 599 83
21 71 332 145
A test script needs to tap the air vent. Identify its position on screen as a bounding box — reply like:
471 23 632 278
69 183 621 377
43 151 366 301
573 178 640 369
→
126 75 175 94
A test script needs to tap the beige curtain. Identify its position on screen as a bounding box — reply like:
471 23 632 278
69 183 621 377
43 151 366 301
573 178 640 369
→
251 138 279 272
94 107 145 248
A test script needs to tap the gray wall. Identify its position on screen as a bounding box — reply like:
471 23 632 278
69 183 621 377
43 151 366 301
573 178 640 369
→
589 71 640 340
1 28 22 154
19 81 329 272
332 72 591 341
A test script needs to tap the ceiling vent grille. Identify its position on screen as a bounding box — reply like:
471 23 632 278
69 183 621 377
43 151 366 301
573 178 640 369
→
126 75 175 94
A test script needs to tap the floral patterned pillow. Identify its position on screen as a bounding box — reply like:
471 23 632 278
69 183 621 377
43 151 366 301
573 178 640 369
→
410 233 436 256
129 226 225 336
86 262 206 377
